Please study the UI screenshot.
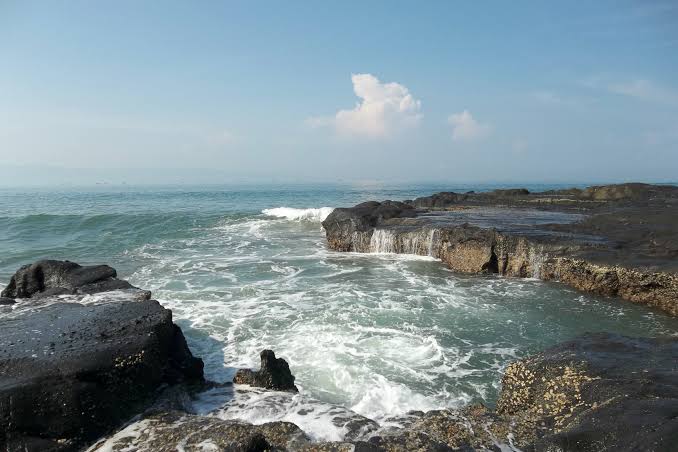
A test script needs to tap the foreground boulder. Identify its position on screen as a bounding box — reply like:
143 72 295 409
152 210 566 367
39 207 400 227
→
497 332 678 451
0 285 204 451
234 349 298 392
0 259 147 300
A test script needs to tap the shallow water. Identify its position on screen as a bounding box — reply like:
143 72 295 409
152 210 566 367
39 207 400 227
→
2 183 678 440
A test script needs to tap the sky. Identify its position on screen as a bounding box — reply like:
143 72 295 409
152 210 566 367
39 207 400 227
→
1 0 677 185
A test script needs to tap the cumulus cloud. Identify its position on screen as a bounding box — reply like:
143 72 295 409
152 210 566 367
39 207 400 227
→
448 110 490 141
309 73 422 138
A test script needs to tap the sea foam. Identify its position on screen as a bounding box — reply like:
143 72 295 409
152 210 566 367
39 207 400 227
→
262 207 334 222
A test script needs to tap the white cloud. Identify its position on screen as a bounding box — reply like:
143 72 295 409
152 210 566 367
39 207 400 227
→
531 90 580 107
309 73 422 138
448 110 490 141
608 79 678 107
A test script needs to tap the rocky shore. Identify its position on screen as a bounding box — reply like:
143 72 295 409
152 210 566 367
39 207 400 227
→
85 333 678 452
3 201 678 452
322 183 678 316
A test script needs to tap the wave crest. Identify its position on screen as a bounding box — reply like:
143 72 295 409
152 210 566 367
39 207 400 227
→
262 207 334 222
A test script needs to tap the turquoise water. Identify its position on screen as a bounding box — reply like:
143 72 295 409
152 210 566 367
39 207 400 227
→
2 183 678 440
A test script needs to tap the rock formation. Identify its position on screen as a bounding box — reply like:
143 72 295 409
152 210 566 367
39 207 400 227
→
0 261 204 451
322 183 678 316
234 349 299 392
0 259 149 300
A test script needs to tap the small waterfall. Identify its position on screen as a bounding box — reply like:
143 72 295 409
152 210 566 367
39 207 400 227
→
351 231 373 252
370 229 397 253
529 247 546 279
427 229 439 257
369 228 439 256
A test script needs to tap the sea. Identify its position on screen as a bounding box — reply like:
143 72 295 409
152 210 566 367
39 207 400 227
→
2 182 677 441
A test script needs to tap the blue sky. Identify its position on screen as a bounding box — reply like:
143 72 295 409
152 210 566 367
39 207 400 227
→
1 1 677 185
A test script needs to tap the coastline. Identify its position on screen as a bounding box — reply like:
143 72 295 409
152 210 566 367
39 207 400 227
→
1 182 677 450
322 183 678 317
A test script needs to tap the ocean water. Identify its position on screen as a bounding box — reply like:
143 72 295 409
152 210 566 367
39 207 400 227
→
2 183 678 441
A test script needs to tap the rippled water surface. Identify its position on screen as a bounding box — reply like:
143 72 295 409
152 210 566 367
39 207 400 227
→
2 183 678 440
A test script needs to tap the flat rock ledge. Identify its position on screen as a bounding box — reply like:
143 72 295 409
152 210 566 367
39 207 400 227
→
0 260 204 452
90 333 678 451
322 183 678 316
234 349 299 392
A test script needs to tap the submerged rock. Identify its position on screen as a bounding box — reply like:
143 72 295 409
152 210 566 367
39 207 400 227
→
234 349 298 392
0 259 149 300
0 285 204 451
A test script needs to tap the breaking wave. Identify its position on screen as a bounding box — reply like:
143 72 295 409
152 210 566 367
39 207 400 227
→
262 207 334 222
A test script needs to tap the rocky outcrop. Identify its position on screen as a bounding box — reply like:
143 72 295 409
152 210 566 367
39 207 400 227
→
0 262 204 451
321 201 416 252
234 349 298 392
322 183 678 316
0 259 148 300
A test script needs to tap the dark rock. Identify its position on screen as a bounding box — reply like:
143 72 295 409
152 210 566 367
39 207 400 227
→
0 292 204 451
234 349 298 392
298 442 381 451
322 201 416 251
497 332 678 451
323 183 678 316
489 188 530 197
368 430 456 451
0 297 15 305
87 410 309 451
1 260 142 300
409 191 465 209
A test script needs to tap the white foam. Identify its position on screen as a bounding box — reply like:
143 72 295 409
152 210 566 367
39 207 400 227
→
262 207 334 222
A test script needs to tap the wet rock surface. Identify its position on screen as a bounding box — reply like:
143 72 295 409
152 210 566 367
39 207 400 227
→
322 183 678 316
87 410 310 452
497 332 678 451
234 349 299 392
0 262 204 451
0 259 149 300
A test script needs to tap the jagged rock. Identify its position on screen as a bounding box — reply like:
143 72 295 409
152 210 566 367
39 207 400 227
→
0 297 15 305
0 291 204 451
234 349 298 392
0 259 148 300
